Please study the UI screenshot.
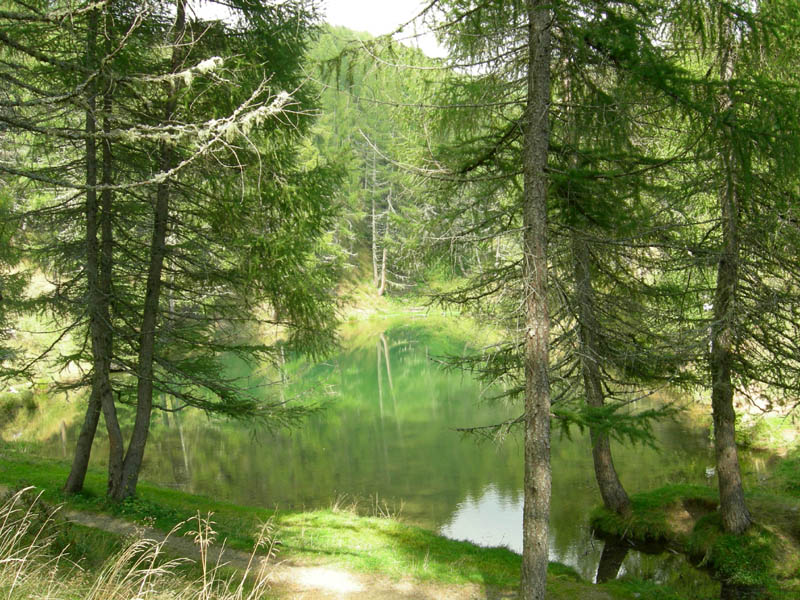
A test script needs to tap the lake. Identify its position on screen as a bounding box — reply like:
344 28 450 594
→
38 315 771 589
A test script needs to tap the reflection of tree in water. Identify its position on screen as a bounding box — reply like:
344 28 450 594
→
720 583 764 600
595 539 628 583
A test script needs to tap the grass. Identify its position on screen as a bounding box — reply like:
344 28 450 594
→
590 484 718 543
0 488 280 600
0 452 523 587
736 413 800 453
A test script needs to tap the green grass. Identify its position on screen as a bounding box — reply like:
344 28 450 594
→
771 453 800 498
686 513 774 586
736 414 800 452
0 452 522 586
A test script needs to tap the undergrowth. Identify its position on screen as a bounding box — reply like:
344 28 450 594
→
0 487 279 600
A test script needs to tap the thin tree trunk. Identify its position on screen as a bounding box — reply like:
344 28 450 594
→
371 194 379 286
711 147 750 534
99 27 124 496
64 390 100 493
112 0 186 501
520 1 552 598
67 5 123 495
377 219 388 296
572 234 632 517
710 27 751 536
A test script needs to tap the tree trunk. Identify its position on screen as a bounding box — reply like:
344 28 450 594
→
99 25 125 497
710 27 751 536
377 186 389 296
377 236 388 296
67 5 123 495
371 194 379 286
711 150 751 534
111 0 186 501
520 1 552 598
572 234 631 518
63 390 100 493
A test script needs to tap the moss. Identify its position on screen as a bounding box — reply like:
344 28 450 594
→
592 483 800 598
687 513 774 586
590 484 717 544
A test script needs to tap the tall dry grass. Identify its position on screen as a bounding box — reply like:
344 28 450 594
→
0 488 278 600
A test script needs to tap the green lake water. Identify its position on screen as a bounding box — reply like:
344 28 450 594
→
36 316 772 587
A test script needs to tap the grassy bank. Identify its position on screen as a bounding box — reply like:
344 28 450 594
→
590 463 800 598
0 452 716 599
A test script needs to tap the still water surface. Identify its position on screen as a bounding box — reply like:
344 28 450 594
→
44 316 771 587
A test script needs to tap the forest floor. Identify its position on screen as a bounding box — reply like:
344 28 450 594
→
57 506 640 600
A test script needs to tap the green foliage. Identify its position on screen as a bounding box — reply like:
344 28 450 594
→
310 25 444 293
0 390 36 427
0 3 344 498
552 402 678 448
774 458 800 498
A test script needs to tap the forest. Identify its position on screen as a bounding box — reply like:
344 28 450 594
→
1 1 800 599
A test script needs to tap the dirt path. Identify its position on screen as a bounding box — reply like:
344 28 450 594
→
63 509 516 600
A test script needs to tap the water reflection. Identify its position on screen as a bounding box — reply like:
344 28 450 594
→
440 484 522 551
595 539 628 583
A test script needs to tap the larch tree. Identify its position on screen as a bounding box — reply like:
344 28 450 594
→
1 0 341 500
419 1 553 596
665 0 800 534
418 0 739 593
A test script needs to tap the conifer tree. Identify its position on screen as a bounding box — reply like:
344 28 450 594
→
664 0 800 534
419 0 744 592
1 0 340 500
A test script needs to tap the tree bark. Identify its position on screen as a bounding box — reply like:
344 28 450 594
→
710 27 751 536
520 1 551 598
377 234 387 296
711 150 751 534
66 5 122 495
371 193 379 286
111 0 186 501
572 234 632 518
63 390 100 493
